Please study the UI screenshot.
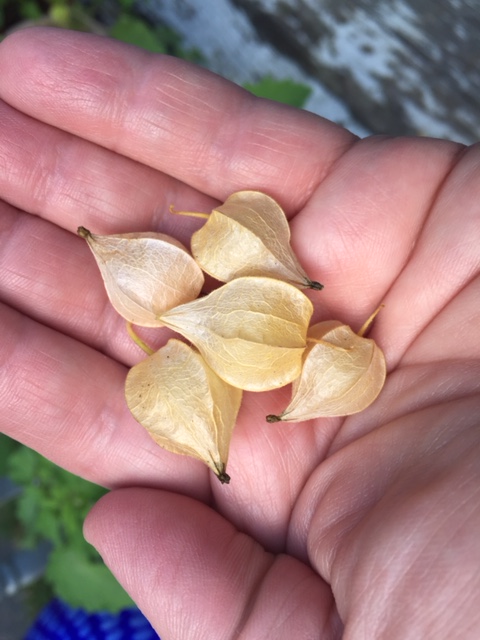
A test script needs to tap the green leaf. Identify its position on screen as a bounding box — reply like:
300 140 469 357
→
117 0 135 10
14 485 44 546
0 434 20 475
5 443 113 606
109 14 167 53
0 502 17 537
7 444 38 484
0 0 6 30
244 76 312 108
6 444 107 550
19 0 43 21
45 547 134 612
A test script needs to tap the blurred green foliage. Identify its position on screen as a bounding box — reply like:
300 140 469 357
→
6 442 106 550
0 434 132 611
245 76 312 108
0 0 202 61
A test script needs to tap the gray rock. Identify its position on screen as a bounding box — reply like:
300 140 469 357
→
138 0 480 143
138 0 371 137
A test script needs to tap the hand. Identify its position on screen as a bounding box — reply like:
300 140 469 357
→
1 28 479 639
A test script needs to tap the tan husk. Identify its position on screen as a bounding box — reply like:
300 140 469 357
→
125 339 242 483
159 276 314 391
78 227 204 326
177 191 322 289
266 320 386 422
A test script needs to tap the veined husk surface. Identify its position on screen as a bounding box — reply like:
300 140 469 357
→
78 228 204 326
268 320 386 421
159 276 314 392
188 191 322 289
125 339 242 483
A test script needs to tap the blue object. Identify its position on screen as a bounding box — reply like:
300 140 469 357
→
25 599 160 640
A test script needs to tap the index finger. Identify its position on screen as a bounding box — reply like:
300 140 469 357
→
0 27 355 210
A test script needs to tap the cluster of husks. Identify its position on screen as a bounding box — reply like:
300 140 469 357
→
79 191 386 483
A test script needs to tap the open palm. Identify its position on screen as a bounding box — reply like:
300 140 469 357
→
1 28 479 640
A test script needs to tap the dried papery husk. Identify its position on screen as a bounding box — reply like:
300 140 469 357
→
78 227 204 327
266 319 386 422
173 191 323 290
159 277 314 391
125 339 242 483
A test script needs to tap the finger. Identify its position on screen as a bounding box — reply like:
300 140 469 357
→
329 359 480 458
0 98 214 240
292 390 480 637
216 386 340 552
381 143 480 365
291 136 464 331
0 28 355 209
0 301 210 500
0 200 177 363
401 275 480 363
84 488 340 640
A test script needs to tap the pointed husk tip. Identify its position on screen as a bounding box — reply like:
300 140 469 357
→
213 461 231 484
265 414 283 423
216 470 231 484
77 226 92 239
307 279 324 291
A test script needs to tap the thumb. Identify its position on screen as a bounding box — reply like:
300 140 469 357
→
84 487 338 639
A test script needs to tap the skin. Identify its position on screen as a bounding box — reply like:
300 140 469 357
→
0 27 479 639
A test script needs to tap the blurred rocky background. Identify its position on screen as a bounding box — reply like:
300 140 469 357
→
137 0 480 143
